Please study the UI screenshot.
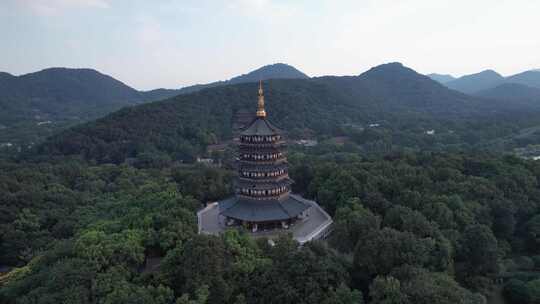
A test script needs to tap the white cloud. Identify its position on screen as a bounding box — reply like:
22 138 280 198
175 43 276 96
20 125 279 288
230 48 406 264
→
18 0 110 16
226 0 299 19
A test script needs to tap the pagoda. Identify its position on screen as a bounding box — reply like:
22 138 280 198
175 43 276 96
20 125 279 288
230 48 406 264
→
198 82 332 242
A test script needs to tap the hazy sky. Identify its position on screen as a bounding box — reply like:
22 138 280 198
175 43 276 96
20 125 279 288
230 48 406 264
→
1 0 539 90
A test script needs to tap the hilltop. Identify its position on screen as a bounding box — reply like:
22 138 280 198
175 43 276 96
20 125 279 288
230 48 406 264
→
445 70 505 94
172 63 309 95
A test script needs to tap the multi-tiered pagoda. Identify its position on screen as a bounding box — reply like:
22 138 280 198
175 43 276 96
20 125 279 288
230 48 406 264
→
198 82 332 242
219 82 309 232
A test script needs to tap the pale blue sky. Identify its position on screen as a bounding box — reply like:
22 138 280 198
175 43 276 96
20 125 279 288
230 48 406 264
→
1 0 539 90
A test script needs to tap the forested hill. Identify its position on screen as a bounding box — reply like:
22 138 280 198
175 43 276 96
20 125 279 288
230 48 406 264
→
0 68 145 123
0 68 165 150
445 70 505 94
354 62 472 110
167 63 309 95
0 64 309 127
37 62 540 163
0 67 197 124
0 63 309 151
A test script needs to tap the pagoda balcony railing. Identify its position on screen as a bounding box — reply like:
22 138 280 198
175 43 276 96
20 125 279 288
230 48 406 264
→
238 152 287 158
239 162 289 171
239 140 286 147
238 157 288 165
238 145 286 152
237 175 290 183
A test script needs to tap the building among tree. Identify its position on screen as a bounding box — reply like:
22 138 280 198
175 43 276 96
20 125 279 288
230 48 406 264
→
198 82 332 243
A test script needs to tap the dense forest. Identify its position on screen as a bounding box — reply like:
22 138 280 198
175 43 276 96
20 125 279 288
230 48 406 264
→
3 149 540 303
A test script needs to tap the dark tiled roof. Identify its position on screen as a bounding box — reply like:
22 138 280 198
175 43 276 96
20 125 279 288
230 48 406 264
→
218 194 310 222
241 117 282 136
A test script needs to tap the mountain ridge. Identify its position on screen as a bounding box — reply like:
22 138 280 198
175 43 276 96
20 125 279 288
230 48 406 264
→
430 68 540 94
38 62 506 163
427 73 456 84
445 70 504 94
506 70 540 88
0 63 310 149
173 63 309 95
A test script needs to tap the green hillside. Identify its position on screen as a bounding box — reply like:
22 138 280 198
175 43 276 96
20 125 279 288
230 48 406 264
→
0 64 311 152
37 63 540 163
0 68 153 150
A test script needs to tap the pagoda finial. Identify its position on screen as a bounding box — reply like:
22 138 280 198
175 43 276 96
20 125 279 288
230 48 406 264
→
256 80 266 118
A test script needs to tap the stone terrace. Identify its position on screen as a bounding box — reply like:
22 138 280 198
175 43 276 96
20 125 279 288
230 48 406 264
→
197 195 332 244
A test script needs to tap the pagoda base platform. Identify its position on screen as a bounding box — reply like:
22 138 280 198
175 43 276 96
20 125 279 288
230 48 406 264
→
197 195 333 244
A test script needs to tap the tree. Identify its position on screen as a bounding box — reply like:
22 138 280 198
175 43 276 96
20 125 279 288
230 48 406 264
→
383 205 437 238
321 284 364 304
330 198 381 252
74 229 145 271
369 276 408 304
354 228 434 277
159 235 231 302
246 238 352 304
490 199 516 240
392 267 486 304
103 283 175 304
459 224 499 276
422 202 454 230
526 279 540 304
503 279 529 304
315 170 361 215
176 285 210 304
525 215 540 252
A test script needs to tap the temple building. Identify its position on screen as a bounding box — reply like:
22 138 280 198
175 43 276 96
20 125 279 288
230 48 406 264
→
197 82 332 244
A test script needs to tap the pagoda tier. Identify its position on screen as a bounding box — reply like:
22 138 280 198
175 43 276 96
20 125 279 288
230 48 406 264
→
238 162 288 174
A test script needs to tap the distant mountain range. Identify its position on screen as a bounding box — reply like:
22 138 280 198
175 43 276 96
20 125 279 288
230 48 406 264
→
41 62 524 163
0 63 309 147
0 63 308 124
5 62 540 156
427 69 540 96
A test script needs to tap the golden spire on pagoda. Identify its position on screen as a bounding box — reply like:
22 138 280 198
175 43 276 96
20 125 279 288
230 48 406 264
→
256 80 266 118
